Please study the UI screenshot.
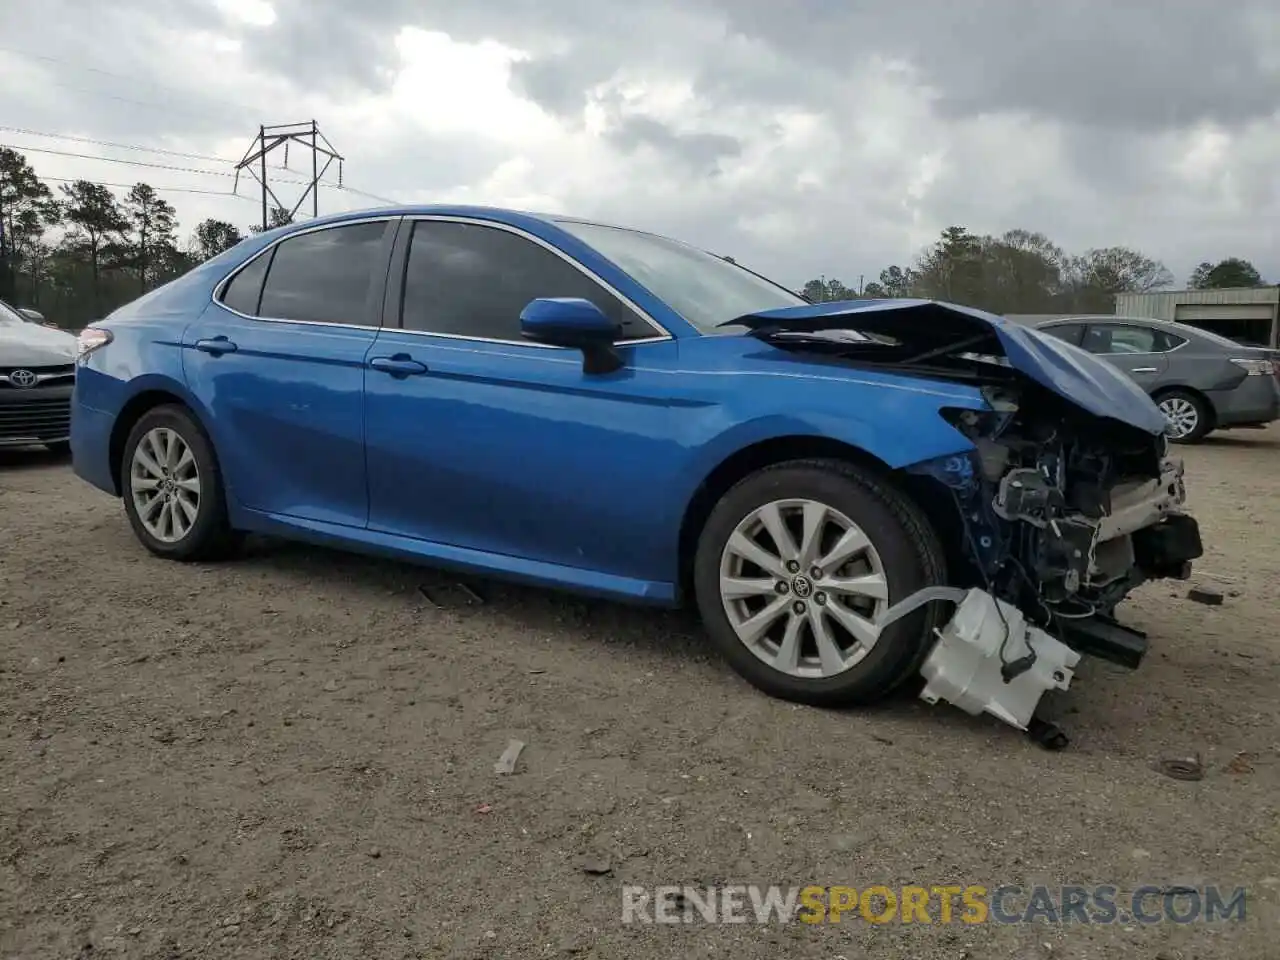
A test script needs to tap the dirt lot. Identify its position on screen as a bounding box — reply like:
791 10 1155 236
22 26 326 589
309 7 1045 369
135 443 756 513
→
2 429 1278 960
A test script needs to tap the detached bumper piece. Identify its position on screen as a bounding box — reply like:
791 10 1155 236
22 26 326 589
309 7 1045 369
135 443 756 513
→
918 588 1081 731
1057 615 1148 670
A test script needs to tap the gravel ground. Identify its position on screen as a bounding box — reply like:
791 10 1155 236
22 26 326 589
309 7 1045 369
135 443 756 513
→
2 428 1278 960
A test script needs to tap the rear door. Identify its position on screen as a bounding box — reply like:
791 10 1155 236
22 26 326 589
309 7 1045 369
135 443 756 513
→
183 217 397 526
1079 322 1175 390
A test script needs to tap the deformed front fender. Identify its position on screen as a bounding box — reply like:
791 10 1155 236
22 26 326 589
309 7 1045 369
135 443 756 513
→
673 378 990 515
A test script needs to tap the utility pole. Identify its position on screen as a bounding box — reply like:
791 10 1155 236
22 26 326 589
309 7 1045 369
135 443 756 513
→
234 121 344 231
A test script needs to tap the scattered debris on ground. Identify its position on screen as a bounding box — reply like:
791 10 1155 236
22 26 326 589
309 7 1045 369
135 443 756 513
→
1225 752 1255 775
1155 755 1205 782
494 739 525 775
3 430 1279 958
417 579 487 608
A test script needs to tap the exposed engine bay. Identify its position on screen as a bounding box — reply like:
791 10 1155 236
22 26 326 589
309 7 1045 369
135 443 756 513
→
900 388 1202 739
740 303 1206 741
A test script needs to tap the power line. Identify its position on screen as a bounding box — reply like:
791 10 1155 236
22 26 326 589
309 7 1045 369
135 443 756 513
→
4 141 240 177
2 131 399 205
39 175 258 201
0 141 329 188
1 126 325 177
40 175 392 211
333 184 400 205
0 125 234 164
0 45 265 119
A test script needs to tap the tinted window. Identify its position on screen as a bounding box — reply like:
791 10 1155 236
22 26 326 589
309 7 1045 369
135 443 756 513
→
1082 324 1184 355
400 221 654 341
1040 322 1084 346
220 249 272 315
257 222 387 324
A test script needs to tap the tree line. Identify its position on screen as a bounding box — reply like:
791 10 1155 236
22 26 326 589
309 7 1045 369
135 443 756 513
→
5 145 1271 328
801 226 1269 312
0 147 294 328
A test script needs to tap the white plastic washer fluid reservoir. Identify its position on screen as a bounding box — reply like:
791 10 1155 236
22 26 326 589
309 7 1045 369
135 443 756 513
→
918 588 1081 730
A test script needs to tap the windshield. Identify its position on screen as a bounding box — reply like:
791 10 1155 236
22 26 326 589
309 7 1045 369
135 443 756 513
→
555 220 805 333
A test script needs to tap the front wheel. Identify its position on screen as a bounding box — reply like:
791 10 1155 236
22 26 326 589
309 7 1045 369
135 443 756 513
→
120 404 241 561
693 459 947 707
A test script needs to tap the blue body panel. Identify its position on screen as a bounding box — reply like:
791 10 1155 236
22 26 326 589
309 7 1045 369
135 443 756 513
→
71 204 1147 606
181 303 377 527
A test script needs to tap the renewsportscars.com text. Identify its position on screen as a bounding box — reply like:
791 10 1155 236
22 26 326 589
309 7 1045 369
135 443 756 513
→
621 884 1247 925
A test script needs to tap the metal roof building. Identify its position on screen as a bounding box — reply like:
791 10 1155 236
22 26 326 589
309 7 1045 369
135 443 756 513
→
1114 287 1280 348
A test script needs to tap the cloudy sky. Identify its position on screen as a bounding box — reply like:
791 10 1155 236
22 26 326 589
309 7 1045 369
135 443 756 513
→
2 0 1277 287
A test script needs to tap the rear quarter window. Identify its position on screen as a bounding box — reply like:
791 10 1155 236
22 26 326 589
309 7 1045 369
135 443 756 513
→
219 250 272 316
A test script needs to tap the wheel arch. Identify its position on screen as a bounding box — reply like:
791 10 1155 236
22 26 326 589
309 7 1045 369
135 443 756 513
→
675 435 899 605
1150 383 1217 431
109 389 205 494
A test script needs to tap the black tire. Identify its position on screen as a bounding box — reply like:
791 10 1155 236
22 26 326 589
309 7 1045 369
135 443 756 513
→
1155 389 1212 444
44 440 71 457
120 404 242 561
693 459 947 707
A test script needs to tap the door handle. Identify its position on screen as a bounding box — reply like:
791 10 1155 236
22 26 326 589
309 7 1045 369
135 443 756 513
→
369 355 429 376
194 337 238 355
1130 367 1158 373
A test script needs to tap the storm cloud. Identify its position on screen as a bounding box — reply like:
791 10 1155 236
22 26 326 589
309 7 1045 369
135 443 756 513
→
2 0 1277 284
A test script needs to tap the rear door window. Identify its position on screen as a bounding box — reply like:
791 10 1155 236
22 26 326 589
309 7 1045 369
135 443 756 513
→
256 221 390 325
1082 324 1184 355
1039 323 1084 346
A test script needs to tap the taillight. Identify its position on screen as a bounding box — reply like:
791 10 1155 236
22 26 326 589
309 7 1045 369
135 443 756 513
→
1229 357 1274 377
76 327 112 363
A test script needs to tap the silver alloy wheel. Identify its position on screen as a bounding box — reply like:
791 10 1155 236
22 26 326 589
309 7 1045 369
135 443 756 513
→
718 498 889 679
1159 396 1199 440
130 427 201 543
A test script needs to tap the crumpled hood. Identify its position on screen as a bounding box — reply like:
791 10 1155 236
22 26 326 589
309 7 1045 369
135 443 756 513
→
727 299 1169 435
0 322 77 366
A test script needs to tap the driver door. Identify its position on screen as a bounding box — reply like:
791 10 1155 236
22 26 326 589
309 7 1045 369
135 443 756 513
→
361 217 683 586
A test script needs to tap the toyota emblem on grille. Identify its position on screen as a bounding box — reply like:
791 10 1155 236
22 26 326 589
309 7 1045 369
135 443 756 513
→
8 369 37 389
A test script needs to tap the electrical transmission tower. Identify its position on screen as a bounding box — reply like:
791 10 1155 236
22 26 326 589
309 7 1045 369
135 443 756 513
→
234 121 343 231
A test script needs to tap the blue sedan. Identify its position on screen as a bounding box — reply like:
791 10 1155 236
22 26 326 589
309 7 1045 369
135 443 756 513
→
70 207 1203 725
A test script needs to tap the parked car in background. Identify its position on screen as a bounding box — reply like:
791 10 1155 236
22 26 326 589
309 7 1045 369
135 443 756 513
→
1037 316 1280 443
68 208 1203 732
0 296 77 452
0 298 60 329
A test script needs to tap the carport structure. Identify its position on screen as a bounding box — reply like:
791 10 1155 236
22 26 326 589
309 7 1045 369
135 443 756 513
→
1115 286 1280 348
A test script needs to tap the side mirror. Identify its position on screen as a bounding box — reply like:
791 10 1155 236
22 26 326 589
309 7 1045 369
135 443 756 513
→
520 297 624 375
17 307 45 324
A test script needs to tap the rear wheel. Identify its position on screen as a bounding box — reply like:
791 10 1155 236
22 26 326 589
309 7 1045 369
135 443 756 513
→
693 459 947 707
1156 390 1211 443
120 405 242 561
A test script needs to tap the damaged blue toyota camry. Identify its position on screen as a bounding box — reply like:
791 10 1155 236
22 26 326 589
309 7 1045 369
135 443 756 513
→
69 207 1203 733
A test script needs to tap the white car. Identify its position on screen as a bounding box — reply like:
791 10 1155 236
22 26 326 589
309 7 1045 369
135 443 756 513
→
0 298 77 452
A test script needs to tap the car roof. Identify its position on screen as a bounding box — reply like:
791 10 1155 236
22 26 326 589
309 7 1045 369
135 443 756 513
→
276 204 635 234
1039 314 1211 337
